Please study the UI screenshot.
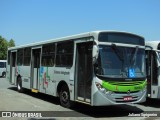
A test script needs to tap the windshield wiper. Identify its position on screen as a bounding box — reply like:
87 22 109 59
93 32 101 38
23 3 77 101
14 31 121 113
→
130 46 139 66
111 44 124 61
112 44 128 77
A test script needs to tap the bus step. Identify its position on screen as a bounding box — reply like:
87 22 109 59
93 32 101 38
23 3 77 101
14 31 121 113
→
75 100 91 105
31 89 38 93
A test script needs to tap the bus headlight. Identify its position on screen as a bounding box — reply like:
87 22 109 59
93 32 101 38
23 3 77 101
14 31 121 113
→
95 82 112 94
100 88 106 93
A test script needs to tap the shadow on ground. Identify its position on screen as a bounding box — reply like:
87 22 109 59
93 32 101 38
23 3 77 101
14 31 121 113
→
140 97 160 108
8 87 143 118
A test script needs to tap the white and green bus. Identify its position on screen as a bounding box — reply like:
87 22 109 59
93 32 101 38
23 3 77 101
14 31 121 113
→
145 41 160 99
7 31 146 107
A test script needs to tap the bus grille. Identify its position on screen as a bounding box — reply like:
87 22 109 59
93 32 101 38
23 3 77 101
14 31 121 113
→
113 91 139 94
108 81 144 86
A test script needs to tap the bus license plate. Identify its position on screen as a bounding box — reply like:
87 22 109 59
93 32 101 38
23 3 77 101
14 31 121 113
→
123 96 133 101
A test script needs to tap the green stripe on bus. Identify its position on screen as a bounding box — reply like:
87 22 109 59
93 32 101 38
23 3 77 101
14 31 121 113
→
102 80 146 92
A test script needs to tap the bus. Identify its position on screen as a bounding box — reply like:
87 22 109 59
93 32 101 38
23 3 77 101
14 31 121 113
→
7 31 146 107
145 41 160 99
0 60 6 78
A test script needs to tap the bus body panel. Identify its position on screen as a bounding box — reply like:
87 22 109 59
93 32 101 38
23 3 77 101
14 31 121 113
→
20 66 31 89
39 66 55 96
150 86 159 98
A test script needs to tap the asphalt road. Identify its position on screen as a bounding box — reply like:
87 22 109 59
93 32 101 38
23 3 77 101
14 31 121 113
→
0 77 160 120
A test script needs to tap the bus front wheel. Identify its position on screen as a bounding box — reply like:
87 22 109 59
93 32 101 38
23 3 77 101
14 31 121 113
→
59 85 71 108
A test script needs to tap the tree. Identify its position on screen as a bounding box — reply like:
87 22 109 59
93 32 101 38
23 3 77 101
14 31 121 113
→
0 36 15 59
8 39 15 47
0 36 8 59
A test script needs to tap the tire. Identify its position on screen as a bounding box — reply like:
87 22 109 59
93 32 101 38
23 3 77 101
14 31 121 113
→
59 85 72 108
2 72 6 78
17 77 23 92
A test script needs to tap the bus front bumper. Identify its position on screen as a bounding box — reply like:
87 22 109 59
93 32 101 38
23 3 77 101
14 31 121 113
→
92 87 146 106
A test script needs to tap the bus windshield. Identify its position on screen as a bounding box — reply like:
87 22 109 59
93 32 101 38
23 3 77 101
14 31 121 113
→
95 45 146 79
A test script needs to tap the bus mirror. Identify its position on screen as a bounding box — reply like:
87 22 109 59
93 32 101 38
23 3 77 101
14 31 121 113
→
92 45 99 64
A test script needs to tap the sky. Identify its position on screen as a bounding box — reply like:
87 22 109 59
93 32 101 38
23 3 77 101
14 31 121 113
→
0 0 160 46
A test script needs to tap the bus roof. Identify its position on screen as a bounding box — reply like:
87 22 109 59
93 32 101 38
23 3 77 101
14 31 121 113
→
8 30 144 50
0 60 7 62
145 41 160 50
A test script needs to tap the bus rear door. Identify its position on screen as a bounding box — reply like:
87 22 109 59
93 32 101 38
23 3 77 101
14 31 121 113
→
10 51 17 85
31 47 41 91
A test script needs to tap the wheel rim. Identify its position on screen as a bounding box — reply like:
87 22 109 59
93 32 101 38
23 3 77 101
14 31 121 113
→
61 91 68 103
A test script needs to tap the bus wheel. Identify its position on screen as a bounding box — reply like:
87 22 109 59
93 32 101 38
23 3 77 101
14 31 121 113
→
2 72 6 78
17 77 23 92
59 85 71 108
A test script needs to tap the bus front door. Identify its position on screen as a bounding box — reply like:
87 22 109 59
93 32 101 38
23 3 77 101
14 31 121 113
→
146 50 159 98
10 51 17 85
76 42 93 103
31 48 41 90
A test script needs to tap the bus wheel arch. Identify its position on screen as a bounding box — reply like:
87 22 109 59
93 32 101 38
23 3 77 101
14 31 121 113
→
57 81 72 108
17 75 23 92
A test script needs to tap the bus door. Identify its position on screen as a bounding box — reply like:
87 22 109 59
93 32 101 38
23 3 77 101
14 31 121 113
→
75 42 93 103
146 50 159 98
31 48 41 90
10 51 17 85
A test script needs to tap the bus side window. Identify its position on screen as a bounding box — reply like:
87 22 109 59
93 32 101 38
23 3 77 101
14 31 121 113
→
0 62 2 68
56 41 74 67
24 47 31 66
42 43 55 67
12 52 16 67
17 49 24 66
4 62 6 68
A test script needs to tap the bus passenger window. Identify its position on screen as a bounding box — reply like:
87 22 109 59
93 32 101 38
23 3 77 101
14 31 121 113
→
42 43 55 67
17 49 24 66
56 41 74 67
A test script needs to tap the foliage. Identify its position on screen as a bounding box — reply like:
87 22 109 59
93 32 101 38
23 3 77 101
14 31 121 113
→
8 39 15 47
0 35 15 59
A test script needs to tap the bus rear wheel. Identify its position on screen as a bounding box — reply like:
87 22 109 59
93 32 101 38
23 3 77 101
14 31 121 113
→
17 77 23 92
59 85 71 108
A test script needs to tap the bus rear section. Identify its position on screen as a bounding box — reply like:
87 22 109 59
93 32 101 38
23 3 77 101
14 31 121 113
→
145 41 160 99
0 60 6 78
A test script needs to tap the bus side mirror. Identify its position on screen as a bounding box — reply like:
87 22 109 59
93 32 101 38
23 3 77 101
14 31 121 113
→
92 45 99 64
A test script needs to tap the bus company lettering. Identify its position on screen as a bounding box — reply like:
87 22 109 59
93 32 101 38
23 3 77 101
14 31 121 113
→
54 70 70 75
134 86 142 90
